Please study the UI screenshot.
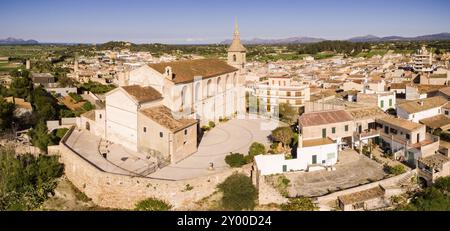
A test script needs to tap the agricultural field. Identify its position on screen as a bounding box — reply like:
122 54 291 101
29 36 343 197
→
0 59 21 73
0 45 67 60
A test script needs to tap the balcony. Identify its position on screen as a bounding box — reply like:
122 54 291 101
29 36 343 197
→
354 129 380 141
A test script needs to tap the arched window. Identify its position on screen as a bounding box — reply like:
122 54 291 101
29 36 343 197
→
181 86 187 109
217 77 222 93
225 75 230 90
233 54 237 62
207 79 213 97
195 82 201 102
233 73 237 87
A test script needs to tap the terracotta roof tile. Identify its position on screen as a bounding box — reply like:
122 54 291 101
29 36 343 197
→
148 59 238 84
397 96 448 114
338 186 385 205
121 85 162 104
140 106 197 132
299 110 353 127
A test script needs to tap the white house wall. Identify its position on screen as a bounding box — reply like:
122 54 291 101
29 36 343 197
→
397 106 442 123
128 65 165 93
105 89 139 151
297 143 338 168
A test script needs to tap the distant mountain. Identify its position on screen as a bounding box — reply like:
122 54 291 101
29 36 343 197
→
347 35 381 42
221 33 450 45
0 37 39 45
221 36 326 45
348 33 450 42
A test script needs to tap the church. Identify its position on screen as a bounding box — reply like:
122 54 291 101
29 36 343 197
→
79 22 248 164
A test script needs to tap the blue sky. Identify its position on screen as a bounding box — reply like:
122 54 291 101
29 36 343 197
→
0 0 449 44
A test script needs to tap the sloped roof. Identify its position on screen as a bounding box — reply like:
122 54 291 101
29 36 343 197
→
338 186 385 205
390 83 406 89
140 106 197 132
228 38 247 52
439 86 450 97
81 110 96 121
376 117 423 131
121 85 162 104
299 110 353 127
419 114 450 130
397 96 448 114
347 107 387 120
419 154 449 168
148 59 238 84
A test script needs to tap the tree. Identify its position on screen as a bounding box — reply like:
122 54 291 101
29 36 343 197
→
271 127 294 149
277 103 298 124
396 176 450 211
0 147 64 211
434 177 450 192
248 142 266 157
0 97 15 131
280 198 319 211
10 76 32 99
384 164 406 176
29 121 53 152
225 153 247 168
82 101 94 111
135 197 172 211
218 173 257 211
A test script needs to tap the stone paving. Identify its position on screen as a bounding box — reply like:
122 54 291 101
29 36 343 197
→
64 117 280 180
65 129 156 176
150 117 279 180
286 150 388 197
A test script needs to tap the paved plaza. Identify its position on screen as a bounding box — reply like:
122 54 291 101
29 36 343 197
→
150 117 279 180
64 117 281 180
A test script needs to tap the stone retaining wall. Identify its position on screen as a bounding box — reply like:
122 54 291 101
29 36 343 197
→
55 127 248 210
316 170 417 204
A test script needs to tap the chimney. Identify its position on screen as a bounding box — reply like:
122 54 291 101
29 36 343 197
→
165 66 174 80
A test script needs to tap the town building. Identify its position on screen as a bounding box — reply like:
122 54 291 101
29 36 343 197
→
77 22 247 164
253 74 310 113
337 185 388 211
417 144 450 186
412 46 434 73
123 24 247 125
357 92 396 112
376 117 439 167
396 96 448 123
31 73 55 86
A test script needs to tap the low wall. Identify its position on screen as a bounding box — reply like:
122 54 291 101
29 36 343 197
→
56 127 248 210
316 169 417 204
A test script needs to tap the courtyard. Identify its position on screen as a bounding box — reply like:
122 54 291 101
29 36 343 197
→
285 150 388 197
149 117 279 180
64 117 280 180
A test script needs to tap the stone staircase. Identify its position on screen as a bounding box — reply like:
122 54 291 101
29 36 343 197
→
397 171 415 186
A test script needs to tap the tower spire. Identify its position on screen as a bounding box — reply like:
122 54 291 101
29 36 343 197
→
234 18 240 37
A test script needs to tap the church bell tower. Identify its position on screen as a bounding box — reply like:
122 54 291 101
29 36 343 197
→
227 19 247 71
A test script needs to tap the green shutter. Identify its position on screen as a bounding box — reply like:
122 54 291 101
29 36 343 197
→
332 127 336 134
380 100 384 108
322 129 326 138
312 155 317 164
389 99 393 107
345 125 349 132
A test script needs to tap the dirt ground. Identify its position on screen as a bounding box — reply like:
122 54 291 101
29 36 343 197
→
58 96 85 111
40 176 120 211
